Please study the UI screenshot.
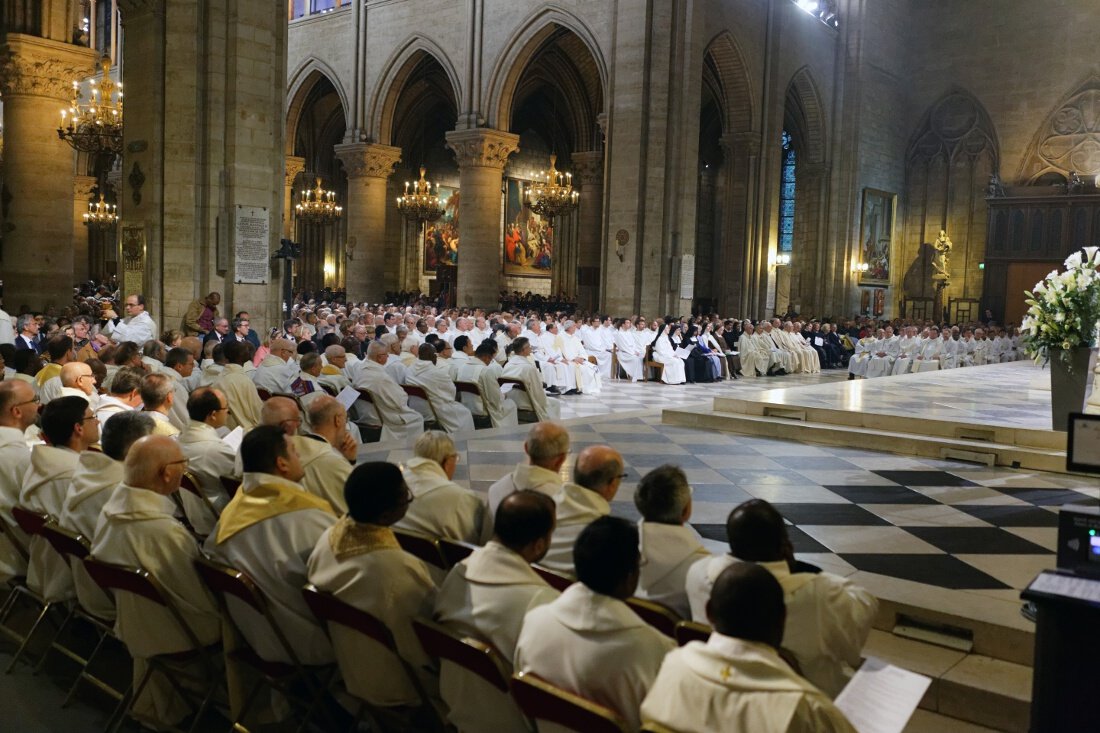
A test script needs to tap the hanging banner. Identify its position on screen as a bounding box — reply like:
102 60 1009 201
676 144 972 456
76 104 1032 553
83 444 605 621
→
234 205 269 284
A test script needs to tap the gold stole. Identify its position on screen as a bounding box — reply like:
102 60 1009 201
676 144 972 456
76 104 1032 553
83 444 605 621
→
215 480 335 544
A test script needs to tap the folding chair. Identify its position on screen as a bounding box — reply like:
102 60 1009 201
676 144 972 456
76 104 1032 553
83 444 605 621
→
531 564 573 592
402 384 443 430
454 381 492 429
0 518 30 618
610 345 620 380
1 507 66 673
393 529 448 571
673 620 711 646
510 671 630 733
219 476 242 497
352 388 387 443
437 537 476 569
641 722 680 733
302 585 445 732
498 377 538 423
83 557 225 733
625 597 681 638
179 471 221 535
256 388 272 401
193 556 338 733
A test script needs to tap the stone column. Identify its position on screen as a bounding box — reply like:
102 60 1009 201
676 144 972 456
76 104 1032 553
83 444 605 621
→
719 132 762 317
0 35 96 311
572 150 604 312
72 175 97 283
334 142 401 304
283 156 305 240
445 128 519 308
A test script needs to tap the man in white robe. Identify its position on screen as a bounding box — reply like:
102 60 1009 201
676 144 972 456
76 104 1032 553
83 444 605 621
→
913 327 944 372
958 329 977 367
448 335 475 381
406 344 475 434
941 328 960 369
56 361 100 409
307 462 438 709
972 328 990 366
179 388 239 535
396 431 490 544
685 499 877 698
846 334 876 379
641 562 857 732
539 445 621 577
560 321 601 395
288 352 328 411
515 517 676 731
320 345 352 394
353 342 424 444
433 491 560 732
284 395 355 513
252 338 298 395
95 367 143 429
139 373 181 437
487 421 568 517
502 339 560 422
634 464 711 619
752 326 785 376
100 294 158 345
212 341 265 430
455 342 519 429
0 381 39 582
865 328 897 378
892 326 919 375
204 426 338 665
763 322 797 374
163 347 195 431
737 322 766 378
536 323 574 393
612 319 645 381
581 316 614 379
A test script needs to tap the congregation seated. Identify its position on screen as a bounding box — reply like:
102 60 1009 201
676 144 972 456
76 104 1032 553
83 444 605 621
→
396 430 491 544
487 421 568 516
685 499 877 697
515 516 676 731
0 380 41 583
641 563 857 733
539 444 622 577
406 343 475 433
502 336 561 422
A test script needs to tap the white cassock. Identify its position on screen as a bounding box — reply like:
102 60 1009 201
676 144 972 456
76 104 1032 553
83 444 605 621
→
972 338 990 366
686 556 877 698
941 338 959 369
178 422 239 536
767 331 798 373
582 326 614 380
892 337 918 375
502 354 560 423
252 355 297 395
203 473 338 665
486 463 563 518
395 457 490 544
318 366 350 395
612 328 645 381
21 445 80 602
792 332 822 373
384 354 409 385
865 336 899 378
753 333 784 373
198 362 224 388
90 484 223 727
651 336 688 384
353 360 425 444
103 311 157 344
306 518 438 707
989 336 1007 363
455 359 519 429
447 351 473 381
405 360 475 434
634 327 658 354
291 434 352 513
470 327 493 349
737 333 765 378
636 522 711 619
94 395 135 431
0 426 31 583
59 451 123 619
537 332 575 392
515 584 677 731
212 364 264 431
958 337 976 367
846 338 875 377
560 332 602 394
492 334 511 365
39 376 64 405
640 635 858 733
912 337 943 373
433 541 560 733
539 483 610 577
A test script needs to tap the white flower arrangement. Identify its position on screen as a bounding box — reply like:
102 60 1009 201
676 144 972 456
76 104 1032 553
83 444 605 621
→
1021 246 1100 369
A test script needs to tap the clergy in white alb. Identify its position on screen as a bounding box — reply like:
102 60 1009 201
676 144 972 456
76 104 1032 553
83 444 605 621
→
353 342 425 444
252 338 299 396
486 421 568 517
162 348 196 431
892 327 919 375
455 343 519 428
212 341 265 431
405 344 475 434
396 431 490 544
0 381 38 582
178 388 239 535
612 320 645 381
288 396 356 513
864 328 898 378
501 339 560 422
94 367 143 429
102 295 158 345
846 335 876 378
538 445 620 577
737 323 768 378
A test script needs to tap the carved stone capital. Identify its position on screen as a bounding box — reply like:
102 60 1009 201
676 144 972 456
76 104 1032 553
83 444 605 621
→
285 156 306 186
720 131 761 157
571 150 604 186
445 128 520 170
0 34 97 101
74 174 97 199
334 142 402 179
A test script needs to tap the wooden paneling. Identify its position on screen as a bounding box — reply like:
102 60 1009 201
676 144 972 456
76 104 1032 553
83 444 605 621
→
1005 261 1061 326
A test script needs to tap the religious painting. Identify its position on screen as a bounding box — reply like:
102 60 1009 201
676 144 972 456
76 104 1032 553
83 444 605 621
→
422 187 459 274
859 189 895 286
860 288 871 315
873 287 886 316
503 178 553 278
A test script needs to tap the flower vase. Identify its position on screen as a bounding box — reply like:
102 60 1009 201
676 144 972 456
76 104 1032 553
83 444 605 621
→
1049 347 1095 431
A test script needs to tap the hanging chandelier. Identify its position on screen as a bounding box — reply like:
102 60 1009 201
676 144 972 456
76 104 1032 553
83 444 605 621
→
83 192 118 230
57 56 123 157
524 154 578 219
296 177 343 224
396 167 446 222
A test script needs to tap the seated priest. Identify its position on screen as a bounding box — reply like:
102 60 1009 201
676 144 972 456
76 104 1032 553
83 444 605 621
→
538 444 621 577
405 343 475 434
352 341 424 444
455 341 519 429
487 421 568 516
396 431 490 544
178 388 239 535
502 337 560 422
212 340 264 430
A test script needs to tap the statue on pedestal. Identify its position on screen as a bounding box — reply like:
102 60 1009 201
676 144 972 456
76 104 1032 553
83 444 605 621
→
932 230 952 282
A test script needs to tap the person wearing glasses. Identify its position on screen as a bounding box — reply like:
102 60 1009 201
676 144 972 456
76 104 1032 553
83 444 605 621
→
56 361 99 408
99 293 158 346
0 381 40 582
178 388 240 535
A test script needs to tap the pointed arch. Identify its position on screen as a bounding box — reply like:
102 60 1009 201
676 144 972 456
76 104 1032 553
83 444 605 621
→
703 31 755 134
485 5 607 133
1016 74 1100 184
367 35 462 145
906 87 999 170
785 67 827 164
286 59 350 155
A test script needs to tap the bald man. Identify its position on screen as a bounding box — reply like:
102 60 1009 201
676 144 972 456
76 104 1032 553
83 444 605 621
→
487 421 569 517
272 395 354 512
539 445 623 577
0 381 38 582
320 345 352 393
58 360 99 407
253 338 298 395
179 388 240 534
91 435 221 727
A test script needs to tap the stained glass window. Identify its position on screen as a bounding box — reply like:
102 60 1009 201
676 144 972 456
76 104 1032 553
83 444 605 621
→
779 130 796 254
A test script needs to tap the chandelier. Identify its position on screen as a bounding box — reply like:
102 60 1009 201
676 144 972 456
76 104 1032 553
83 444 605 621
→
83 192 118 230
524 154 578 219
296 178 343 224
396 167 446 222
57 56 123 157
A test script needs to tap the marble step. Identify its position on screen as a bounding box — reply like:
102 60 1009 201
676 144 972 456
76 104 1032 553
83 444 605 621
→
661 408 1066 473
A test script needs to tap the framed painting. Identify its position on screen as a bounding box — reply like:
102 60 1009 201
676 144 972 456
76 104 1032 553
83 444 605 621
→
859 189 895 286
503 178 552 278
422 187 459 274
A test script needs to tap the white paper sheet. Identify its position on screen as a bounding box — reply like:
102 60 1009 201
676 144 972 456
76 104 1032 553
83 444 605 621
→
335 385 360 411
500 383 515 395
221 426 244 453
674 346 693 359
834 657 931 733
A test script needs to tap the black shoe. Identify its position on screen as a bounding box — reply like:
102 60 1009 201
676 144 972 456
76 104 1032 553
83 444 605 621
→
848 373 855 380
546 385 561 394
563 388 580 395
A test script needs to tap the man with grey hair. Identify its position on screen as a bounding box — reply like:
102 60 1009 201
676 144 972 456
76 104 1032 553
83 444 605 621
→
14 313 41 352
141 339 168 373
140 372 180 436
487 421 569 516
379 333 408 384
179 387 239 534
254 337 298 394
352 340 424 443
286 395 355 512
396 431 489 544
405 343 475 434
560 320 601 395
95 366 144 429
321 344 353 392
633 464 711 617
291 352 327 409
540 445 623 577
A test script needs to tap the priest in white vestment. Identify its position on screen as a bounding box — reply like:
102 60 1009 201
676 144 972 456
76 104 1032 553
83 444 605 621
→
539 445 621 576
353 342 425 444
892 327 919 375
455 343 519 428
913 328 944 372
958 330 977 367
846 335 876 378
162 348 195 431
502 338 560 422
307 462 439 708
94 368 143 429
319 346 352 394
252 338 299 395
178 388 239 535
864 328 897 378
396 431 490 544
560 321 601 394
486 421 568 516
212 341 265 430
536 325 575 392
100 294 158 345
0 381 39 582
515 517 676 730
737 323 767 378
641 562 857 733
612 319 645 381
406 344 475 434
972 329 990 366
753 327 785 375
581 317 614 380
433 491 560 733
204 426 338 665
448 336 475 381
285 396 356 513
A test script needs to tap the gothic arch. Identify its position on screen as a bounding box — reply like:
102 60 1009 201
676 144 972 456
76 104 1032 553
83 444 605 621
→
1016 75 1100 184
785 67 827 164
286 59 350 155
368 36 462 145
906 87 999 170
485 6 607 133
703 31 755 135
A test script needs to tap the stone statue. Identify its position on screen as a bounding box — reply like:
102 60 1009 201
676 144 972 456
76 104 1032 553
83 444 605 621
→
987 173 1005 198
932 229 952 281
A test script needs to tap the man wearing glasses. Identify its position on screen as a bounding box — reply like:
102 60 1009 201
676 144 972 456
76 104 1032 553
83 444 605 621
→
100 293 158 346
0 381 40 582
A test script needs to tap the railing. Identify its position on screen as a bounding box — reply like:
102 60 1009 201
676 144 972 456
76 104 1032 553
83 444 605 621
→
289 0 349 21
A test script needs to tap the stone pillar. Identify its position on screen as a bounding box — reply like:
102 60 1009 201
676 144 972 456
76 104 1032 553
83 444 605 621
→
719 132 762 317
334 142 401 304
445 128 519 308
0 34 96 311
283 156 305 240
72 174 97 283
572 150 604 312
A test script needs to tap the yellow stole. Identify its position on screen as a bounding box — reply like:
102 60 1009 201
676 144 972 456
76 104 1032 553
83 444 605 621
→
321 365 341 375
215 480 335 544
36 363 63 387
328 516 401 561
